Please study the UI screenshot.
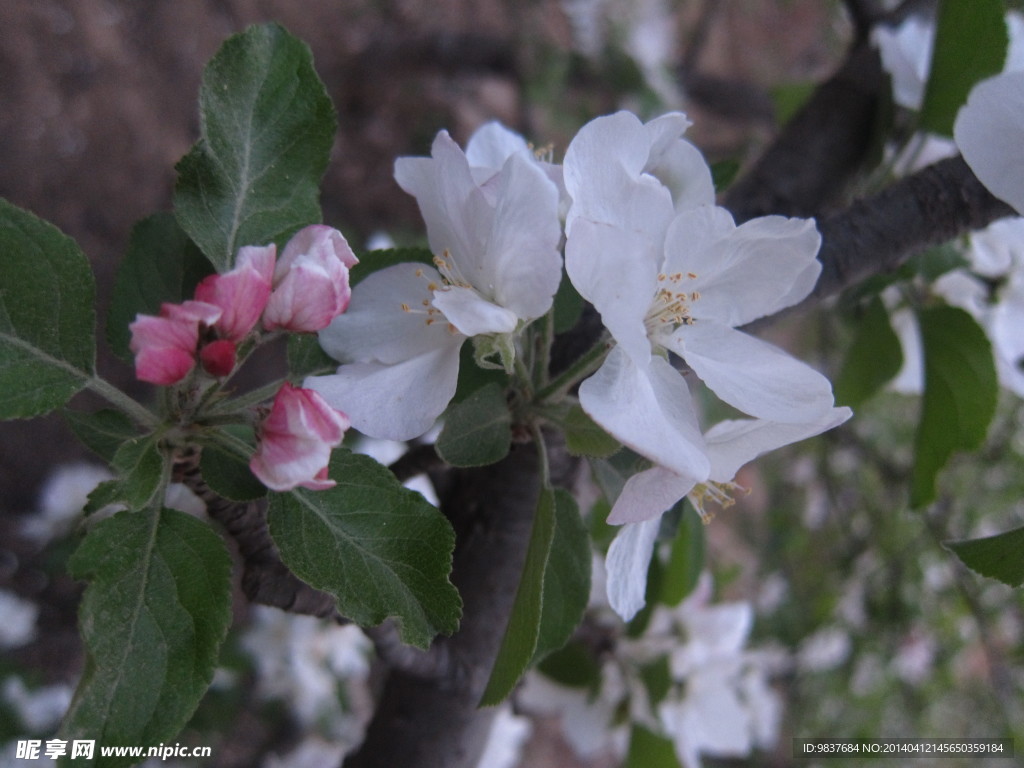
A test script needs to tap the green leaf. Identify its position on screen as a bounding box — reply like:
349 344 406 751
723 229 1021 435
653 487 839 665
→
911 306 997 507
835 295 903 407
625 725 681 768
107 213 213 361
200 441 266 502
533 490 591 661
535 640 601 689
552 267 583 334
287 333 337 379
86 433 168 513
710 158 741 192
174 23 337 272
350 247 435 286
65 408 140 464
0 199 96 419
919 0 1007 136
61 508 232 767
268 449 460 648
946 526 1024 587
480 487 557 706
564 403 621 458
658 501 704 606
436 382 511 467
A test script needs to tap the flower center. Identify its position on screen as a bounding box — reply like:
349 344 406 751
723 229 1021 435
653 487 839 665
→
398 264 460 335
644 271 700 337
688 480 749 523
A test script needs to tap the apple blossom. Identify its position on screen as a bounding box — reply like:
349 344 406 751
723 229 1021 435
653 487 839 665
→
128 300 222 385
307 127 562 440
605 408 851 620
199 338 237 378
564 121 835 488
249 383 350 492
263 225 359 332
194 244 275 341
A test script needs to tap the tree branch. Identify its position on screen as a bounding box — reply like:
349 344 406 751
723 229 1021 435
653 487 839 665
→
810 155 1015 305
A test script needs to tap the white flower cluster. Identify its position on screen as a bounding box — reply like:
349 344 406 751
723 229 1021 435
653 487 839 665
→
309 111 849 619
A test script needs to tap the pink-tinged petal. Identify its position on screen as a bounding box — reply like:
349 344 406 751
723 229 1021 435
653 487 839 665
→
249 384 348 492
195 244 275 341
265 227 358 332
703 408 852 482
306 340 463 441
669 321 835 422
128 300 222 385
199 339 236 378
955 70 1024 215
579 347 709 478
608 464 701 525
605 517 662 620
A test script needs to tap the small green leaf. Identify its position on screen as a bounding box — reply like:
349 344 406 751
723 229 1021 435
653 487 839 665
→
835 295 903 407
268 449 460 648
533 490 591 662
174 23 337 271
919 0 1007 136
200 441 266 502
946 526 1024 587
480 487 557 706
436 382 512 467
86 433 168 513
61 508 232 767
107 213 213 361
350 247 435 286
552 267 583 333
911 306 997 507
0 199 96 419
625 725 681 768
535 640 601 690
659 501 704 606
710 158 742 192
287 333 337 379
564 404 621 458
65 408 141 464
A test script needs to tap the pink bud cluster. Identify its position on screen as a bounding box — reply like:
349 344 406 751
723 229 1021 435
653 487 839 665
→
128 225 358 386
127 225 358 492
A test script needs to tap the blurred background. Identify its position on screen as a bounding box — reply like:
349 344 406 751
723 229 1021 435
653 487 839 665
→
2 2 1022 767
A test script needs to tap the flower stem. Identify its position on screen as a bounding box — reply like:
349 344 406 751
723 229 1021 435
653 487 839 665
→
531 421 551 490
207 378 286 415
86 375 159 428
535 336 610 404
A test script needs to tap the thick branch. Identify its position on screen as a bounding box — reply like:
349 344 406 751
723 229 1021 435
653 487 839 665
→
344 439 574 768
810 155 1015 304
724 41 884 222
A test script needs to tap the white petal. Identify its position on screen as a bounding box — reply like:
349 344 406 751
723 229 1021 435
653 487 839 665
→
968 217 1024 277
955 70 1024 215
872 16 934 111
318 264 458 365
565 219 658 363
703 407 852 482
646 137 715 211
579 348 710 477
564 112 650 208
605 517 662 620
484 153 563 320
673 322 835 422
305 341 463 441
608 465 700 525
431 286 518 336
465 121 531 170
666 209 822 327
889 308 924 395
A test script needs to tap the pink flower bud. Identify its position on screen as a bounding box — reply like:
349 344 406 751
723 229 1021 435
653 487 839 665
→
249 383 350 491
199 339 237 378
263 225 359 332
129 300 222 385
194 244 275 341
